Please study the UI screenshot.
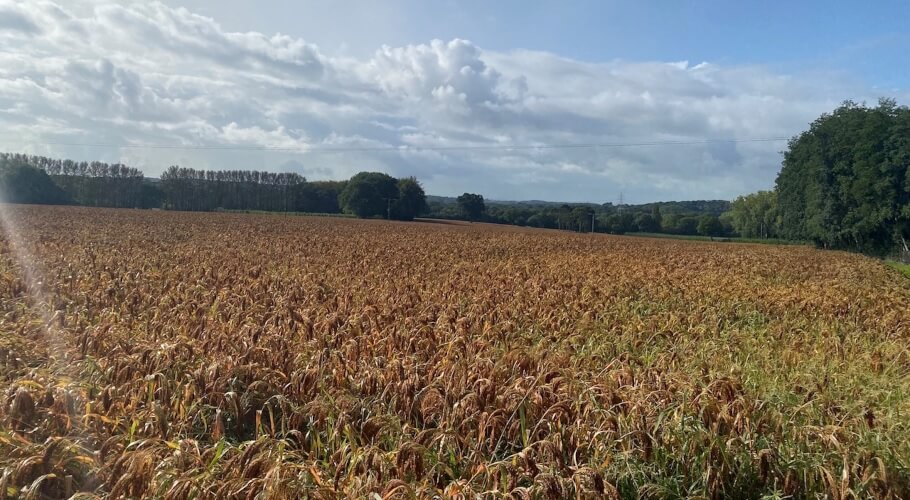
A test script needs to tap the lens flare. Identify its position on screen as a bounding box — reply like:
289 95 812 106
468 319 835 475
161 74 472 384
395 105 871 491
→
0 203 68 360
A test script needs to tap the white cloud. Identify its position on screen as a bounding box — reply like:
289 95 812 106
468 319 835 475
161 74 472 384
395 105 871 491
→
0 3 40 34
0 0 891 202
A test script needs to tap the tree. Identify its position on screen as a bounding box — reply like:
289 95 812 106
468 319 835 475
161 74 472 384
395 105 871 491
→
294 180 346 213
556 204 573 230
728 191 779 238
675 216 699 235
156 165 307 212
339 172 399 218
1 153 444 221
635 213 660 233
776 98 910 255
719 211 736 237
571 206 595 232
392 177 428 220
0 160 70 205
2 154 145 208
603 212 634 234
651 205 663 228
697 215 724 237
140 182 164 209
526 212 556 228
493 206 534 226
661 213 680 234
456 193 486 221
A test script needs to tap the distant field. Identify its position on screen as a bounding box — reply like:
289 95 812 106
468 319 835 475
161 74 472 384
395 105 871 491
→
1 205 909 498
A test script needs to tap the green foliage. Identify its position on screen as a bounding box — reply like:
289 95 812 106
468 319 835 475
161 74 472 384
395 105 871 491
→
718 211 735 235
635 213 660 233
776 99 910 256
427 196 731 236
729 191 780 239
696 214 724 237
672 216 700 235
1 153 145 207
650 205 663 227
637 200 731 216
456 193 486 221
886 260 910 278
140 181 164 209
339 172 399 218
1 153 438 223
392 177 428 220
495 206 537 226
160 166 306 212
660 213 680 234
570 206 595 232
603 212 634 234
0 158 71 205
293 180 347 213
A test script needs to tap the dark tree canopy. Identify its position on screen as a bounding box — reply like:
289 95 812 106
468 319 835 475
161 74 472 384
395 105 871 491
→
674 216 700 235
456 193 486 221
0 159 71 205
424 195 732 234
650 205 663 227
293 181 347 214
602 213 634 234
1 153 142 208
1 154 433 222
160 166 306 212
697 215 724 237
339 172 399 218
635 213 660 233
392 177 428 221
570 206 595 232
776 99 910 256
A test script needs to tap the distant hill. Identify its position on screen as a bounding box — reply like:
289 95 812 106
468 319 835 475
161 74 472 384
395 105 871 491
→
427 195 578 207
634 200 731 215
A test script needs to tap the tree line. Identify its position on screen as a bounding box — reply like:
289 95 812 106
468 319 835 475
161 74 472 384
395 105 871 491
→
0 154 428 220
727 99 910 260
159 166 307 212
0 151 734 236
430 195 732 237
1 152 147 208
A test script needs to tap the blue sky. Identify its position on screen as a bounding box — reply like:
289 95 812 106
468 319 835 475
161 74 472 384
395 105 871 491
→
175 0 910 88
1 0 907 202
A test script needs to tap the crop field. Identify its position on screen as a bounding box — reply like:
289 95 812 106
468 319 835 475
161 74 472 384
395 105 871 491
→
1 205 909 498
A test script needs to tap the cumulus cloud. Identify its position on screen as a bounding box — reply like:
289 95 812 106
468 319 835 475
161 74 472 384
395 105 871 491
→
0 0 888 201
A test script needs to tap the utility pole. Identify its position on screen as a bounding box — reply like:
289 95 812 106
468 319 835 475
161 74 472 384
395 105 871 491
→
383 197 397 220
591 211 596 233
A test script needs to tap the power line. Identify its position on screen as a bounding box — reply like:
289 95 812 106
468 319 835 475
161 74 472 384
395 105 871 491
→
15 136 790 154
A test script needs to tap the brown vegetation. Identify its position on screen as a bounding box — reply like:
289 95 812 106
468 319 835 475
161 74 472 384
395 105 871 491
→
1 205 909 498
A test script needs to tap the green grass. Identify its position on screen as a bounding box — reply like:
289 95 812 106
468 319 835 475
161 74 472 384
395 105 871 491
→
625 232 806 245
886 260 910 278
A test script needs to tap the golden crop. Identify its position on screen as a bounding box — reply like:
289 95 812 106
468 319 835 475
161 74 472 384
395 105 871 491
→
1 205 909 498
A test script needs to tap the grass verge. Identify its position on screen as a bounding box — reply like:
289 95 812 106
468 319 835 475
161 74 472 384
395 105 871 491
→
886 260 910 278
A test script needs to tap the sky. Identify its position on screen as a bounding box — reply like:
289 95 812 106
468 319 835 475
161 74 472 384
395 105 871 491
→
1 1 908 203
